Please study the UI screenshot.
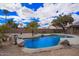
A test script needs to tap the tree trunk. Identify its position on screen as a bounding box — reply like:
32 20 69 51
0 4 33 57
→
14 39 17 45
32 29 34 37
5 15 7 20
0 40 3 47
60 23 66 33
14 35 17 45
62 26 66 33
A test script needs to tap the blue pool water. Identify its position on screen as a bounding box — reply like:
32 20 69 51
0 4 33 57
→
24 35 60 48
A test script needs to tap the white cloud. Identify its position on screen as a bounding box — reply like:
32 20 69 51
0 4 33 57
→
35 3 79 20
0 3 22 12
16 6 34 19
38 17 54 26
0 15 32 23
72 14 79 24
0 23 4 25
0 15 20 19
38 24 49 29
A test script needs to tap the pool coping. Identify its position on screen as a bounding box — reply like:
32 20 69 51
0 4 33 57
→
22 45 62 53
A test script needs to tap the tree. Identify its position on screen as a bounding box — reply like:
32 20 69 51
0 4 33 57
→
52 15 74 33
12 23 18 28
0 25 11 33
7 20 14 25
0 22 18 46
3 9 10 20
6 19 18 28
27 21 39 36
14 35 18 45
6 20 18 45
3 10 18 28
0 25 10 46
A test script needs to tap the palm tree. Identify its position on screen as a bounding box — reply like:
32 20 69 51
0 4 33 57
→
12 23 18 28
0 25 11 46
27 21 39 36
0 24 11 33
7 20 13 24
3 9 10 20
6 19 18 28
52 15 74 33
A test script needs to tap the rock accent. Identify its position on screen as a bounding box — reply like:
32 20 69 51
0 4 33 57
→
18 42 24 47
60 40 71 47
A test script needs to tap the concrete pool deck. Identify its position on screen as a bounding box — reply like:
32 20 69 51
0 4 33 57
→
22 45 63 53
0 33 79 56
0 42 79 56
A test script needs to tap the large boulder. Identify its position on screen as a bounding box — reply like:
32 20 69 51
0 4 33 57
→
18 42 24 47
60 40 71 47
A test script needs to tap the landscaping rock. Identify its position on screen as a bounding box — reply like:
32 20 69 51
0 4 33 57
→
60 40 71 47
18 42 24 47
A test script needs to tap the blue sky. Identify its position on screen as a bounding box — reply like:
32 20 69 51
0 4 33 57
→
0 3 79 28
21 3 43 11
0 9 18 16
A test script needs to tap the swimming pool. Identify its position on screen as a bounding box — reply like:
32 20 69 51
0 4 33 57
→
24 35 60 48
